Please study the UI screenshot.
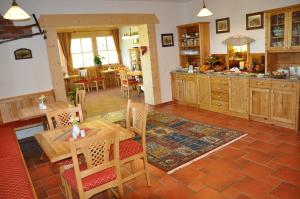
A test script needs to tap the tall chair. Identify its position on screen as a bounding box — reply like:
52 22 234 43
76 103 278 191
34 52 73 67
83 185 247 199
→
89 69 105 92
74 69 90 92
62 131 124 199
45 105 84 197
76 89 87 119
118 100 150 185
119 70 139 98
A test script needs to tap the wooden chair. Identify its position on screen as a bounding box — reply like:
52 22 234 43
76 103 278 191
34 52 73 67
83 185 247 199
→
74 69 90 92
119 70 139 98
118 100 150 185
45 104 84 197
89 69 105 92
62 131 124 199
76 89 87 119
46 104 84 130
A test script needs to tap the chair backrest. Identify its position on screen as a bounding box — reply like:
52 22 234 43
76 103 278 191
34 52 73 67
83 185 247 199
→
75 89 86 110
46 104 84 130
88 69 98 79
69 130 121 194
126 100 148 148
78 69 88 79
119 70 129 85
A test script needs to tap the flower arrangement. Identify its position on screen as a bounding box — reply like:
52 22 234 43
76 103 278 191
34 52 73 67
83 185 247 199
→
70 116 79 126
38 95 46 103
205 55 219 67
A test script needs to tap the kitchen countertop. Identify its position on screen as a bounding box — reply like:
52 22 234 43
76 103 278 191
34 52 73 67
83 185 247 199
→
171 70 300 82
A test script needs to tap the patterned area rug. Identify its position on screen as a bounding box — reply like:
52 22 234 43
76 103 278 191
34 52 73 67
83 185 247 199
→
101 110 246 173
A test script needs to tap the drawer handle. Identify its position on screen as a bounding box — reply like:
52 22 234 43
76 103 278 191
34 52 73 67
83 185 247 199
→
217 96 221 98
256 82 263 85
217 87 221 90
217 103 222 106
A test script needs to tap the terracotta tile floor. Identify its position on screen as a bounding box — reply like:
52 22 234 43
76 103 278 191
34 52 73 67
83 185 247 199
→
19 91 300 199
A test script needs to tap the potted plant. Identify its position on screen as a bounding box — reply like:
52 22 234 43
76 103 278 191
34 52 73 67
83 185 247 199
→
68 86 79 105
94 55 103 66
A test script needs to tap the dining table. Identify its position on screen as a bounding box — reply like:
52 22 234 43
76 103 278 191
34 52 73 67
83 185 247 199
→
18 101 72 121
34 118 135 163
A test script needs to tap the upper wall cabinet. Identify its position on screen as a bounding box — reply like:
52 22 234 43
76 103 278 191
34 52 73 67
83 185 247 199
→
266 5 300 52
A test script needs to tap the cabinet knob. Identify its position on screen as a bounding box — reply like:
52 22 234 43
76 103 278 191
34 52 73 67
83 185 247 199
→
280 84 286 88
217 87 221 90
217 95 221 98
256 82 263 85
217 103 221 106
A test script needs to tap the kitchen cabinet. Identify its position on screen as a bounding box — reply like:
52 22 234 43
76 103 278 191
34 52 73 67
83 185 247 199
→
229 78 249 118
210 76 229 112
249 87 271 122
266 5 300 51
271 81 299 129
198 75 210 109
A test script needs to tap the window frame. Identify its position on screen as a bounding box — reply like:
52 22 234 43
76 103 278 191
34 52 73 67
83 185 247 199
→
96 35 119 65
69 31 119 73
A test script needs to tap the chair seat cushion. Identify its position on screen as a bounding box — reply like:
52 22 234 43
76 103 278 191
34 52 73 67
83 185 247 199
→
110 139 143 160
63 164 116 192
122 80 138 85
74 80 89 84
56 158 73 167
91 77 104 82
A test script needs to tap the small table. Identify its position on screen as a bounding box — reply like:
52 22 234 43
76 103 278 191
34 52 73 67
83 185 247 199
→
100 69 119 88
34 118 135 163
18 101 71 120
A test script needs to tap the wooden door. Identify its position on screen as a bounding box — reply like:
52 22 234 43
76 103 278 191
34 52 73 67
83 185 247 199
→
198 75 210 109
288 8 300 50
183 75 197 105
249 88 270 120
266 11 289 51
271 89 297 125
176 75 185 102
229 78 249 114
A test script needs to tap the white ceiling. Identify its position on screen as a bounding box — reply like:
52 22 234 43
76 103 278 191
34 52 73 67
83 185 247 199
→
107 0 192 3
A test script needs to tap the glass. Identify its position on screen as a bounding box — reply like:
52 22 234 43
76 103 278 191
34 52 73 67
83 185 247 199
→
291 10 300 47
71 39 81 53
81 38 92 52
108 51 119 64
270 13 285 48
96 37 107 51
106 36 116 50
72 54 83 68
83 52 94 66
99 51 109 65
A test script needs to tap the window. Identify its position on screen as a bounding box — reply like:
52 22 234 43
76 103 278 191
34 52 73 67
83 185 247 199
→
96 36 119 65
71 38 94 68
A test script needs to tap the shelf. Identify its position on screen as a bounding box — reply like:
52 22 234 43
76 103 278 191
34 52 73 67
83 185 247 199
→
271 36 284 38
181 45 200 48
271 23 284 26
180 54 200 56
180 37 199 41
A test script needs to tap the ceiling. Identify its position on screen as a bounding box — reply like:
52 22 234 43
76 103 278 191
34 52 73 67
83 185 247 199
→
107 0 192 3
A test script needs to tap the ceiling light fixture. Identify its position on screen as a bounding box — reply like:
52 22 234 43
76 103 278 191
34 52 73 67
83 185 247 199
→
4 0 30 21
122 27 139 40
197 0 213 17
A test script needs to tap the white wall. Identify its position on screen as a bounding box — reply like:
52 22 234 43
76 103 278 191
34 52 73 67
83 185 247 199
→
119 26 139 68
184 0 300 54
0 0 183 103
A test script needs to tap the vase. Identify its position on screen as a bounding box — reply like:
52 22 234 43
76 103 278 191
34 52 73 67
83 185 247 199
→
39 102 47 110
72 124 80 139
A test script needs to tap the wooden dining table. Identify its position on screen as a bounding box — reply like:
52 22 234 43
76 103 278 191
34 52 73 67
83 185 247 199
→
18 101 72 120
34 118 135 163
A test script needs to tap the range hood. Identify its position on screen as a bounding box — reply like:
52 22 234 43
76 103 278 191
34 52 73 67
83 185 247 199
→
223 35 255 46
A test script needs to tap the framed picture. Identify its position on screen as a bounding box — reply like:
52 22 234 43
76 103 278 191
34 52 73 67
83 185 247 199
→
161 33 174 47
216 17 230 34
14 48 32 60
246 12 264 30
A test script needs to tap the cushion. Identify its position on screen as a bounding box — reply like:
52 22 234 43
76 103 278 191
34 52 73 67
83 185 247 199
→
63 164 116 192
91 77 104 81
56 158 73 167
110 139 143 160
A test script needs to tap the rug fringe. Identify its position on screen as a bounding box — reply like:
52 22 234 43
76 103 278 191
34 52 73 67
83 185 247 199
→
167 134 248 174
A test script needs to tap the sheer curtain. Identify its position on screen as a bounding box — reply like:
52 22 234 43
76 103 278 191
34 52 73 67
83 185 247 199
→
111 29 123 65
57 32 72 74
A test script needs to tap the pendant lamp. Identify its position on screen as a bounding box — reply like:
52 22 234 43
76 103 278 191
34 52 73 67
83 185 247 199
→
197 0 213 17
4 0 30 20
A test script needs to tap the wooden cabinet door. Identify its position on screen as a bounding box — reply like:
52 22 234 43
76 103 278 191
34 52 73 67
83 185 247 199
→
249 88 270 120
288 8 300 50
176 78 185 102
271 89 297 124
198 75 210 109
229 78 249 114
183 75 197 105
266 11 289 51
171 74 178 101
